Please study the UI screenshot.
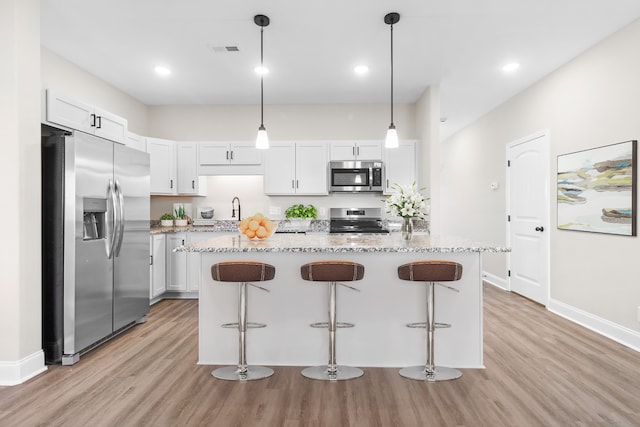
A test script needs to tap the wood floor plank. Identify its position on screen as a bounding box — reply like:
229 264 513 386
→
1 287 640 426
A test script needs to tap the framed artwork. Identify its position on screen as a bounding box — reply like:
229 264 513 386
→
557 140 637 236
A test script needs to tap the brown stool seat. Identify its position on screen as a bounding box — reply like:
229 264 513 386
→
300 260 365 282
397 260 463 382
210 261 275 381
211 260 276 283
300 260 365 381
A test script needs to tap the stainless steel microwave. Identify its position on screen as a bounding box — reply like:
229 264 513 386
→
329 160 384 192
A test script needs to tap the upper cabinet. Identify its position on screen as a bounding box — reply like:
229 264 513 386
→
330 141 382 161
198 142 263 175
46 90 127 144
176 142 200 195
147 137 176 195
264 141 328 195
383 140 417 195
125 131 147 152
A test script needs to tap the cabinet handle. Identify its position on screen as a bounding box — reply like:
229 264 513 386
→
230 151 234 160
192 180 195 189
291 180 295 189
90 113 96 127
296 179 299 188
352 146 355 156
170 179 173 189
386 179 389 189
150 255 153 266
182 239 185 245
226 151 229 160
96 115 102 129
357 146 360 156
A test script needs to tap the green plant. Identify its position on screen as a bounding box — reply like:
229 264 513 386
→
174 206 186 219
160 213 175 220
285 204 317 219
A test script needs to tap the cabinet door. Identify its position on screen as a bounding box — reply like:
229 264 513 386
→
147 138 176 194
166 233 187 291
296 142 328 195
229 142 262 165
46 90 94 134
93 107 127 144
264 143 296 195
330 141 357 160
176 143 199 194
384 140 416 195
151 234 166 298
356 141 383 160
186 232 214 292
199 142 230 166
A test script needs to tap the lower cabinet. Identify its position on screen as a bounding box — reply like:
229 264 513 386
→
150 234 166 300
166 232 213 293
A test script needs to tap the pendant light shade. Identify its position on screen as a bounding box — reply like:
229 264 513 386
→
384 12 400 149
255 14 270 149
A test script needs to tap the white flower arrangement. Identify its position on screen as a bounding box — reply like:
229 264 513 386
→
384 182 429 219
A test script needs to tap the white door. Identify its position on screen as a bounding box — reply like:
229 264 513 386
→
296 142 328 195
264 142 296 194
176 143 199 194
507 131 550 305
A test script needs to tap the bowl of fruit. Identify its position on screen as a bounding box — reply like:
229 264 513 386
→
238 213 277 240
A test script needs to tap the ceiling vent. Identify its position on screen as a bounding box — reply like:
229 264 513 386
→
209 45 240 53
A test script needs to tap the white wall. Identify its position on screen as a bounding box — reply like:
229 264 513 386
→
148 104 418 219
442 19 640 333
41 47 149 135
0 0 46 385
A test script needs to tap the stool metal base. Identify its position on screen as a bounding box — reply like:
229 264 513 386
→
301 365 364 381
212 365 274 381
399 365 462 382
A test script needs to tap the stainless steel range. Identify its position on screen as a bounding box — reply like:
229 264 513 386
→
329 207 389 234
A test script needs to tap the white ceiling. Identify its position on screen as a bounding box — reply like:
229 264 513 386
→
41 0 640 139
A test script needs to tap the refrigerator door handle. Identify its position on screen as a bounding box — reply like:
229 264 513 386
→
105 180 118 259
114 180 125 257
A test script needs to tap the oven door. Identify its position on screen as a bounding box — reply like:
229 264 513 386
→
330 167 371 192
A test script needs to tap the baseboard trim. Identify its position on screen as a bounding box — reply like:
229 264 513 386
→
482 271 508 290
0 350 47 386
548 299 640 353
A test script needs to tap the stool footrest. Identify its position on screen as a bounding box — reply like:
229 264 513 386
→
310 321 355 329
406 322 452 329
221 322 267 329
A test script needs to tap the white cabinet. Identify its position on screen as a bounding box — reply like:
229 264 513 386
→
330 141 382 161
150 234 166 300
198 141 263 175
176 142 199 195
383 140 417 195
165 232 209 293
46 90 128 144
264 141 328 195
125 131 147 152
166 233 187 291
147 137 176 195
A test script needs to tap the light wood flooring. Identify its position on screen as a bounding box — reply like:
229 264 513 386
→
1 284 639 427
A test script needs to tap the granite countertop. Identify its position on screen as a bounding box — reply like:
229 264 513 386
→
175 233 509 254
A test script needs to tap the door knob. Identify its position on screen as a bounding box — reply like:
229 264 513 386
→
535 226 544 232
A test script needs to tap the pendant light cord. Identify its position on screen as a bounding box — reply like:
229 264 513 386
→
390 22 394 126
260 26 264 127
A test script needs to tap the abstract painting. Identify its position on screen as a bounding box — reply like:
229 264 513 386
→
557 140 637 236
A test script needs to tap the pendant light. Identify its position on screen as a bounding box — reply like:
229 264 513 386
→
255 14 270 149
384 12 400 148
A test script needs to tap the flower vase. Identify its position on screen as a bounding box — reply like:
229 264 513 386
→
401 217 413 241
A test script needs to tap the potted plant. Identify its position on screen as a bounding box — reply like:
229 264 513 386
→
285 204 317 231
174 206 188 226
160 213 175 227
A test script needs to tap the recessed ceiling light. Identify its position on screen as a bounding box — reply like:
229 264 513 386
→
354 65 369 75
254 65 269 75
502 62 520 73
154 66 171 76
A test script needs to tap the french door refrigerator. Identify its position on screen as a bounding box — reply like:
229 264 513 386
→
42 125 150 365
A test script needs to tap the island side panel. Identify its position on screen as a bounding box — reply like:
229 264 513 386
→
198 251 483 368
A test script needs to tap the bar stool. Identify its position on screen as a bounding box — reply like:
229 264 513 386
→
300 260 365 381
210 261 275 381
397 260 463 382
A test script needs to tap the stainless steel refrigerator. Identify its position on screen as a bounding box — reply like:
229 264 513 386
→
42 125 150 365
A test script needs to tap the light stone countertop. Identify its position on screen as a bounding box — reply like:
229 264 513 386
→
175 233 509 254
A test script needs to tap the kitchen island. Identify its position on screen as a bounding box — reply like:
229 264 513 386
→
178 233 509 369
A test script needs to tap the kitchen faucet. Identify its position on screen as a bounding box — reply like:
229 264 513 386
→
231 197 241 221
